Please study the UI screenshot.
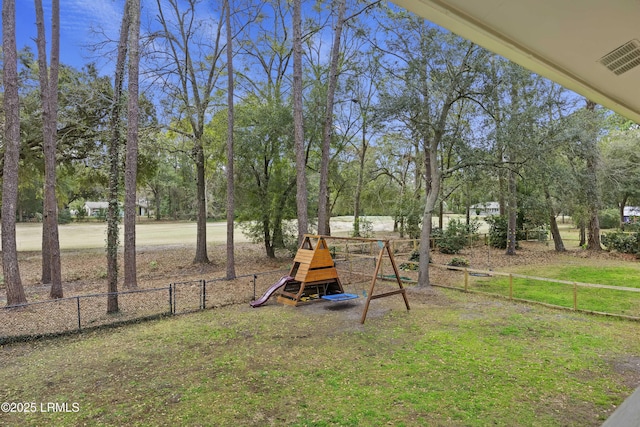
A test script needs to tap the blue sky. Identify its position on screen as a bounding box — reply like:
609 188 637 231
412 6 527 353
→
12 0 125 73
10 0 231 77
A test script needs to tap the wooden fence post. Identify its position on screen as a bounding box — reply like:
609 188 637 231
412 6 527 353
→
509 274 513 300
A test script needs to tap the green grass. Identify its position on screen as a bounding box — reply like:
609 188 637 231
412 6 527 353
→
469 263 640 316
1 290 639 426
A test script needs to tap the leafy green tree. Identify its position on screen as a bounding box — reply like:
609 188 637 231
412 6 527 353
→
376 9 489 287
481 57 572 254
235 95 296 258
10 61 121 225
561 101 606 250
374 132 422 238
344 51 384 237
600 127 640 229
143 132 198 220
152 0 229 264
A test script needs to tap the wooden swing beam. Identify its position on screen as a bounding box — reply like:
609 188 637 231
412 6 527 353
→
307 235 410 324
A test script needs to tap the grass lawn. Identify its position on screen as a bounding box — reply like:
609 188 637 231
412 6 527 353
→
468 260 640 317
1 288 639 426
13 221 253 252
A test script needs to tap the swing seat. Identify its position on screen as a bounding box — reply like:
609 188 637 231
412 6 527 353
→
321 293 359 302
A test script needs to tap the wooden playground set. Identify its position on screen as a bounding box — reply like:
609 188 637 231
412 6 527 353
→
250 234 410 324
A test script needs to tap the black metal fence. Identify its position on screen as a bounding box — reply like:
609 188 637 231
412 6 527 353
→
0 269 289 344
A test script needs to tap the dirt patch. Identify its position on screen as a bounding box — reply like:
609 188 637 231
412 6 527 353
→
5 243 287 300
611 356 640 388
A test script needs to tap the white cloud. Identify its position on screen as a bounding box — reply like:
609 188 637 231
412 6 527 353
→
59 0 124 38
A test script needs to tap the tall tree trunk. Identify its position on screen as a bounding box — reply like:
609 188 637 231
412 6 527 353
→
505 76 519 256
505 165 517 255
293 0 308 243
193 142 210 264
417 143 441 287
124 0 140 289
41 226 51 284
418 205 432 286
353 123 367 237
545 187 565 252
2 0 27 306
407 139 422 239
317 0 346 235
587 214 601 250
48 0 63 298
465 185 471 225
498 173 506 216
152 186 161 220
35 0 62 297
273 182 296 249
225 0 236 279
584 100 602 251
154 0 225 265
263 215 275 259
107 0 131 313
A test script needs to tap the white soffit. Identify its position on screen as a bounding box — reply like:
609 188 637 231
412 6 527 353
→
392 0 640 123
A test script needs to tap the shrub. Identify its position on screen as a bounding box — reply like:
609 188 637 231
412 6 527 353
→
448 257 469 267
395 197 422 239
625 222 640 232
601 231 640 254
486 215 527 249
598 209 620 230
434 219 474 254
399 249 428 271
74 206 87 221
437 233 466 254
58 209 72 224
486 215 508 249
524 228 549 242
431 227 442 249
352 217 373 238
96 208 107 221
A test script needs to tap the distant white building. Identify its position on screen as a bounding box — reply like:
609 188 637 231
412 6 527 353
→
83 200 150 217
84 201 109 217
137 199 150 217
470 202 500 216
623 206 640 223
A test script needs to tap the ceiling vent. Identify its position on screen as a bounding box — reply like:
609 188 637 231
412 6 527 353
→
599 40 640 75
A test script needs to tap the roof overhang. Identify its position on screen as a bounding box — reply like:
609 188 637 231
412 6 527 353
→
392 0 640 123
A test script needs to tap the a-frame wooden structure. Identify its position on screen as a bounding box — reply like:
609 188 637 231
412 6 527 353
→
277 235 344 306
355 236 410 324
278 234 410 324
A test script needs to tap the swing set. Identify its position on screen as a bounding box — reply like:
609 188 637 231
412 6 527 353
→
254 234 410 324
